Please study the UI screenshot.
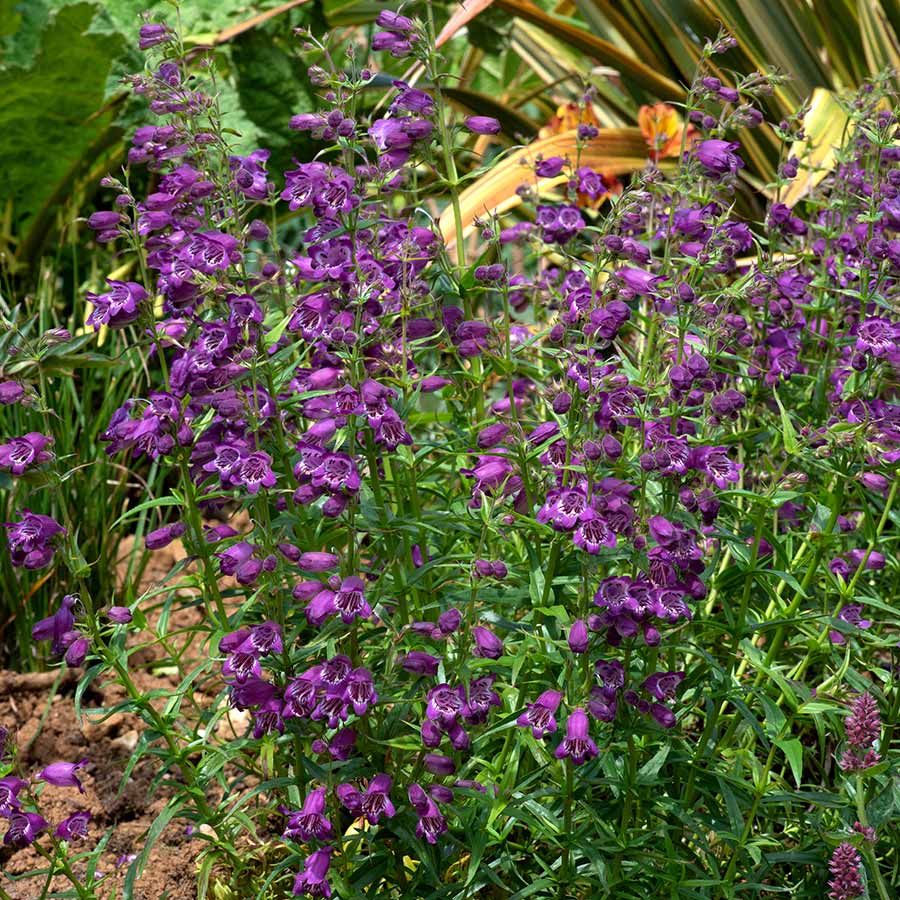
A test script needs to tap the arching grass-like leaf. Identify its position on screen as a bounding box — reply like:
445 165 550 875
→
440 127 651 245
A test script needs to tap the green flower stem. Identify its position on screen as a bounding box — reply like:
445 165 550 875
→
723 739 778 885
789 478 898 686
560 757 574 898
855 774 891 900
177 456 229 630
33 839 93 900
423 0 485 425
754 475 846 680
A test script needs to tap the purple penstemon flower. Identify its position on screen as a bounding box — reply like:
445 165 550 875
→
37 758 89 792
3 811 48 847
337 774 395 825
292 847 333 898
283 786 334 842
56 810 91 841
517 690 562 740
332 576 372 623
694 139 744 176
343 667 377 715
0 776 27 816
32 594 78 655
408 783 447 844
5 510 66 569
86 280 149 330
234 451 277 494
0 432 53 474
554 708 598 765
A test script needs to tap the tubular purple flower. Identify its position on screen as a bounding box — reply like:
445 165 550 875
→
0 381 25 405
32 594 77 655
360 774 395 824
298 551 340 572
0 776 27 815
695 139 744 176
55 810 91 841
430 608 460 637
376 10 415 32
0 433 53 475
139 23 174 50
38 758 89 792
424 754 456 776
517 690 562 739
333 576 372 623
283 786 334 842
64 635 90 667
407 784 447 844
292 847 333 898
5 510 66 569
3 811 48 847
554 708 598 765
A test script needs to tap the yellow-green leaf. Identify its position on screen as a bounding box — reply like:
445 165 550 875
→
440 127 651 245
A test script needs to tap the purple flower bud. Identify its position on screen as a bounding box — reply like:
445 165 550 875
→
400 651 440 676
464 116 501 135
139 23 174 50
568 618 589 653
472 626 503 659
107 606 133 625
376 10 415 32
438 608 462 635
477 423 510 448
429 784 454 804
64 636 90 667
0 381 25 405
420 375 452 392
297 552 341 572
145 522 186 550
424 754 456 776
552 392 572 414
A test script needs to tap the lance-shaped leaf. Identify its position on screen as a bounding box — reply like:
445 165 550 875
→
859 0 900 86
781 88 851 207
440 127 650 245
494 0 686 100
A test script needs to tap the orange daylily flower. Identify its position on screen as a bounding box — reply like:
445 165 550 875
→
638 103 696 160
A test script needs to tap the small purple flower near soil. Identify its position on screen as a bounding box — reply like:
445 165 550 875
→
38 758 89 792
56 810 91 841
